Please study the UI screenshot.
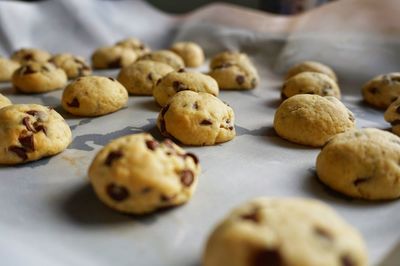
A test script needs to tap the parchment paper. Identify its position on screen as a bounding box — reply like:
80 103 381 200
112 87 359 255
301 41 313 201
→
0 0 399 265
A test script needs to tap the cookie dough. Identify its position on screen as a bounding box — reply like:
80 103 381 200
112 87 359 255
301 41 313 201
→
157 91 235 146
115 37 151 56
0 104 72 164
62 76 128 116
117 60 174 95
12 61 67 93
0 57 20 82
384 97 400 136
273 95 355 147
11 48 51 64
170 41 204 68
362 73 400 109
88 133 200 214
48 53 92 79
203 197 367 266
286 61 338 82
153 70 219 107
91 45 138 69
317 128 400 200
209 51 259 90
281 72 341 100
138 50 185 70
0 93 11 109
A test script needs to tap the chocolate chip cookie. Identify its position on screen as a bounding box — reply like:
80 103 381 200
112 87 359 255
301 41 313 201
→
88 133 200 214
12 61 67 93
317 128 400 200
91 45 138 69
153 70 219 107
362 73 400 109
49 53 91 79
273 95 355 147
117 60 174 95
0 57 20 82
203 197 367 266
170 41 204 68
62 76 128 117
157 91 235 146
11 48 51 64
281 72 341 100
137 50 185 70
384 97 400 136
286 61 338 82
0 104 72 164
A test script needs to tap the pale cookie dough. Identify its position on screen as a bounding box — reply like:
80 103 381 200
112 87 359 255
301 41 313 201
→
117 60 174 95
115 37 151 56
157 91 235 146
282 72 341 100
362 73 400 109
273 95 355 147
384 97 400 136
88 133 200 214
0 93 11 109
153 70 219 107
317 128 400 200
62 76 128 116
49 53 92 79
0 57 20 82
11 48 51 64
138 50 185 70
91 45 138 69
0 104 72 164
286 61 338 82
203 197 367 266
170 41 204 68
209 51 259 90
12 61 67 93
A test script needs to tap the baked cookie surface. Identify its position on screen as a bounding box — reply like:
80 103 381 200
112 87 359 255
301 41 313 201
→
203 197 367 266
170 41 204 68
0 57 20 82
11 48 51 64
49 53 92 79
117 60 174 95
362 73 400 109
0 104 71 164
91 46 137 69
62 76 128 116
88 133 200 214
317 128 400 200
157 91 235 146
115 37 151 56
286 61 338 82
273 95 355 147
0 93 12 109
12 61 67 93
384 97 400 136
137 50 185 70
153 70 219 107
282 72 341 99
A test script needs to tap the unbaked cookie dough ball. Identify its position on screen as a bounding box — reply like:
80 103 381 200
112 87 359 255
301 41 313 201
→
157 91 235 146
282 72 341 99
62 76 128 116
170 41 205 68
88 133 200 214
203 197 367 266
317 128 400 200
273 94 355 147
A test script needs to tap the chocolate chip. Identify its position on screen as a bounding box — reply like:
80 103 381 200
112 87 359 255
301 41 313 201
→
236 75 245 85
33 123 47 135
141 187 152 194
23 53 33 61
21 65 36 75
180 170 194 186
391 120 400 126
160 194 176 202
156 78 163 86
67 97 80 108
348 113 355 122
22 116 36 132
305 91 315 94
200 119 212 125
108 77 115 81
193 101 199 110
145 140 159 150
228 126 234 130
396 106 400 114
147 73 153 81
19 135 34 151
42 66 50 72
251 249 283 266
8 146 28 160
26 110 39 116
314 226 333 241
185 153 199 165
177 68 185 73
368 87 378 94
241 209 260 223
353 177 370 186
105 150 123 166
139 44 145 50
172 81 188 92
106 183 129 202
340 255 356 266
391 96 398 102
107 57 122 68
